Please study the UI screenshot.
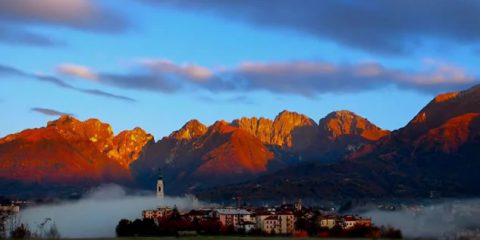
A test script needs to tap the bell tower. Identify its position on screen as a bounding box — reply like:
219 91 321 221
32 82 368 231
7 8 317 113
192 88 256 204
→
156 171 164 199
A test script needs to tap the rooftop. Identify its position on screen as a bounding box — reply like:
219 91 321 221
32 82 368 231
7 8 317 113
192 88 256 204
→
215 208 251 215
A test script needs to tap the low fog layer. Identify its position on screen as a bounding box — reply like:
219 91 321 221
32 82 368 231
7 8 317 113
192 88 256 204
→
19 186 480 238
364 199 480 238
20 185 205 238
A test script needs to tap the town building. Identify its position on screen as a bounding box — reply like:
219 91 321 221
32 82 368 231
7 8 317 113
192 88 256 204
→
214 208 252 229
255 212 273 231
261 215 280 234
277 210 295 234
236 221 256 232
319 215 338 229
341 216 372 229
342 216 357 229
184 209 214 222
355 217 373 227
0 205 19 213
143 207 174 221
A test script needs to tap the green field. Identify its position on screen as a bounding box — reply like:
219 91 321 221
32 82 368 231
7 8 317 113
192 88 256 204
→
71 238 371 240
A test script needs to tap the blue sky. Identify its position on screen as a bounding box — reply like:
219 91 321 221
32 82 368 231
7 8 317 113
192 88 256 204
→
0 0 479 138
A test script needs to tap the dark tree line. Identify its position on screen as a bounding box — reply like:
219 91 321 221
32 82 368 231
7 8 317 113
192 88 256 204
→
7 220 60 239
295 213 402 238
116 208 223 237
116 218 224 237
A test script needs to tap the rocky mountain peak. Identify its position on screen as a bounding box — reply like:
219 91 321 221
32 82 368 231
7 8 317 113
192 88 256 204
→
170 119 207 141
0 116 155 186
271 110 317 148
405 84 480 137
231 110 316 148
231 116 273 145
47 114 79 127
46 116 114 150
110 127 154 168
274 110 314 124
208 120 236 134
319 110 389 141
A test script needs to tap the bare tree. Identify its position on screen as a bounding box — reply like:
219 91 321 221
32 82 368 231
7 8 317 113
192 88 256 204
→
44 222 61 239
4 214 22 238
10 224 31 239
32 218 52 238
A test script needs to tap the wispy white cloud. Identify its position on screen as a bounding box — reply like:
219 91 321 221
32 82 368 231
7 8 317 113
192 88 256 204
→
57 63 98 81
0 25 62 47
0 64 135 102
196 95 253 105
140 59 214 81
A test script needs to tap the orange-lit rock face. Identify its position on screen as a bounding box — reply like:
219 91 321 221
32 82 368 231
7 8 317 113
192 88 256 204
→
0 127 128 184
272 111 317 147
411 112 427 124
232 110 316 148
434 92 460 103
0 115 152 184
406 86 480 137
196 126 274 177
132 119 276 187
416 113 480 153
109 127 154 168
411 92 460 125
47 115 114 153
231 117 273 145
319 111 389 141
170 119 207 141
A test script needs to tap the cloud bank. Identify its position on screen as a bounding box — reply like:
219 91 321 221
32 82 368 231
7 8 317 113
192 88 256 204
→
0 0 129 46
20 185 206 238
0 0 128 33
56 59 478 97
363 199 480 239
143 0 480 55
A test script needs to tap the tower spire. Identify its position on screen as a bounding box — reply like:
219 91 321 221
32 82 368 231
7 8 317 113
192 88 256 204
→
156 169 164 199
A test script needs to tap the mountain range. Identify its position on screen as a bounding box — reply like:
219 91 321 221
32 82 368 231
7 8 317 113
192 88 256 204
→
0 84 479 200
198 85 480 200
130 109 389 194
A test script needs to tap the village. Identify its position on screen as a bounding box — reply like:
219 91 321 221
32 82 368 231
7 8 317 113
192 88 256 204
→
139 201 378 237
115 174 401 238
1 174 402 238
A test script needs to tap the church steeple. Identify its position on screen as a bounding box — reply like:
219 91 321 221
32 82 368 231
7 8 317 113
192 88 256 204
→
156 170 164 199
